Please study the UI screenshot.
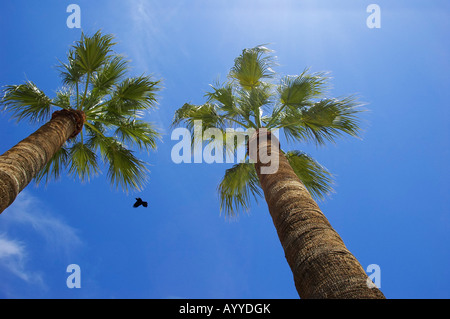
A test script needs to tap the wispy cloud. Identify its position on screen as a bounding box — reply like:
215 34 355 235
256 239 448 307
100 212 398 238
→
4 191 82 254
126 0 179 71
0 234 43 284
0 191 82 290
121 0 186 134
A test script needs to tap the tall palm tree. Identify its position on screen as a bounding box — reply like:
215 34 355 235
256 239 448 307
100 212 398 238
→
0 31 160 214
173 46 385 299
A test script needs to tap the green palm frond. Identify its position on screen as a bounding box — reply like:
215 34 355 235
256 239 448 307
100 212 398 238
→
74 31 116 74
273 95 363 145
278 109 310 143
204 83 254 128
68 142 100 182
206 83 235 109
236 82 272 127
172 102 228 152
84 121 107 150
218 162 262 217
91 55 128 94
2 81 52 122
59 49 84 88
285 150 334 200
84 121 153 192
81 91 104 112
278 69 330 108
173 102 225 131
229 45 275 90
205 83 242 121
114 119 160 151
52 89 72 109
105 76 160 115
34 146 70 184
103 139 149 192
115 76 159 105
299 96 363 145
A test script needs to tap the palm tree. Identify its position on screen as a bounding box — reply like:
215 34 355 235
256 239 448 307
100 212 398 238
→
0 31 160 214
172 46 385 299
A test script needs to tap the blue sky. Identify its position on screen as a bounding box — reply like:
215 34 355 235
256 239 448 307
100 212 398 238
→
0 0 449 299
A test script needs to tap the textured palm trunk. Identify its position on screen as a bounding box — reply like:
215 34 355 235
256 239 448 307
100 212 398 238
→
0 109 85 214
250 130 385 299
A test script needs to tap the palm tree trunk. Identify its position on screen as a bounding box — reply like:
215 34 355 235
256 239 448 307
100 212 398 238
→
250 130 385 299
0 109 85 214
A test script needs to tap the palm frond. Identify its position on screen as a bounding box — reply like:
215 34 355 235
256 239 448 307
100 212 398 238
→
86 125 149 191
172 102 228 152
68 142 100 182
1 81 52 123
91 55 129 94
300 96 363 145
278 111 310 143
52 88 72 109
172 102 225 130
236 83 272 127
103 139 148 192
206 83 234 108
81 91 104 112
273 95 363 145
74 31 116 74
111 75 160 111
229 45 275 90
285 150 334 201
84 121 107 150
205 83 256 128
278 69 330 108
34 145 69 184
218 163 262 217
114 119 160 151
205 82 241 120
58 49 84 87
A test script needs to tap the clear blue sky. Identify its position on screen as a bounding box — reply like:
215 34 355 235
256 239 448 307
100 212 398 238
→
0 0 449 299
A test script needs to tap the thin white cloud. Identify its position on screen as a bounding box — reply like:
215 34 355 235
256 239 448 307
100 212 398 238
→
0 234 42 283
0 236 24 259
122 0 185 135
0 190 82 289
127 0 175 67
125 0 190 75
4 191 82 254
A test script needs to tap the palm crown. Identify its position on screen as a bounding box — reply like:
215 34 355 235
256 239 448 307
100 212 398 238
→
173 46 363 216
1 31 161 192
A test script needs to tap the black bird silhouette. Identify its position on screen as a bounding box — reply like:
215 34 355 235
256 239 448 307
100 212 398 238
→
133 198 148 208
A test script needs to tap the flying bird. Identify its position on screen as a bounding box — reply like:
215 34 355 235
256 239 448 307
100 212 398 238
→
133 198 148 208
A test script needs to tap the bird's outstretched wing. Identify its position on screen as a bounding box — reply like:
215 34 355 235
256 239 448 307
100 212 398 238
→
142 201 148 207
133 198 142 208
